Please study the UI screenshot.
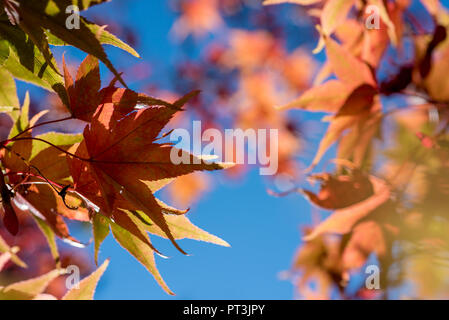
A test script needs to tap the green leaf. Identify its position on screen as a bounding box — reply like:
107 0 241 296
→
0 234 26 268
33 215 60 268
109 218 174 295
46 23 140 58
0 269 61 300
2 46 65 96
0 68 19 112
17 16 59 73
131 211 230 247
8 91 30 139
0 22 68 105
93 213 110 266
16 2 129 87
62 259 109 300
30 132 83 160
93 24 140 58
40 0 139 57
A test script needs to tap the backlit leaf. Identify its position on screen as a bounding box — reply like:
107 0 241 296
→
110 220 173 295
62 259 109 300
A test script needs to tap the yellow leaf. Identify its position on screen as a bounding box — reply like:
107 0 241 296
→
62 260 109 300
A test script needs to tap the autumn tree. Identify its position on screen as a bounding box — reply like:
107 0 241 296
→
2 0 449 300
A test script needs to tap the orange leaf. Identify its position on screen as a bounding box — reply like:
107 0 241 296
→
321 0 357 36
304 176 390 240
325 37 376 87
63 55 101 121
302 171 375 210
342 220 386 269
69 91 232 254
307 85 378 169
277 80 352 112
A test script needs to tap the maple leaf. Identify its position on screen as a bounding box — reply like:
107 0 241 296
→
320 0 357 37
62 54 101 122
0 0 139 108
325 37 376 88
68 85 233 254
303 175 390 241
0 256 109 300
342 220 386 270
290 226 342 299
301 170 375 210
62 259 109 300
130 210 230 247
0 92 87 242
63 55 180 122
281 37 381 170
0 269 61 300
277 79 352 112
